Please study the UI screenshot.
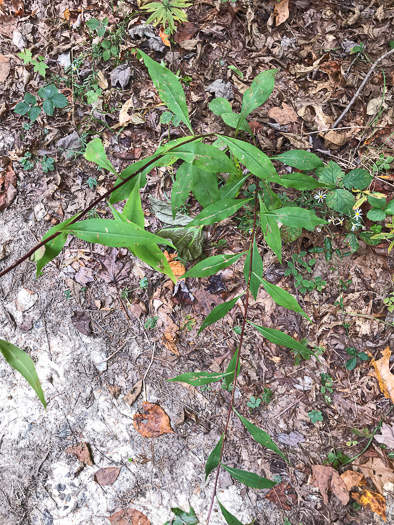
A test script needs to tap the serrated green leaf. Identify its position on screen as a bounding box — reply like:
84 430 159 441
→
248 320 310 360
188 198 251 227
84 138 117 175
244 239 264 300
33 61 48 77
18 49 33 64
368 194 386 209
343 168 372 190
198 294 243 334
139 49 193 133
205 434 224 480
217 499 244 525
42 99 54 116
345 232 359 253
384 199 394 215
157 226 203 261
326 189 355 214
233 408 287 461
24 92 36 105
51 92 68 108
241 69 276 117
183 252 246 278
272 150 324 170
61 219 174 249
367 208 386 221
168 370 233 386
14 101 30 115
222 465 276 489
317 161 344 186
263 207 327 231
219 136 279 182
86 18 100 30
0 339 46 408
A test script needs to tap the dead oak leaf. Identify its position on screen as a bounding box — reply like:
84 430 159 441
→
133 401 174 438
354 453 394 494
268 103 298 125
265 481 297 510
351 489 386 522
65 442 93 466
312 465 349 505
375 423 394 449
109 508 151 525
274 0 289 26
94 466 121 486
340 470 365 491
369 347 394 404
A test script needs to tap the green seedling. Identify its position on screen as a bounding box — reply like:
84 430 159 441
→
325 450 350 468
345 347 369 371
384 292 394 313
41 156 55 173
247 395 261 409
20 152 35 171
141 0 191 35
14 85 68 122
139 277 149 290
308 409 323 424
144 316 159 330
18 49 48 77
87 177 98 188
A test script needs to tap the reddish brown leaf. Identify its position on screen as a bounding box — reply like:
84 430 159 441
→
65 442 93 466
369 347 394 404
133 402 174 438
94 467 121 486
265 481 297 510
340 470 365 491
354 451 394 494
0 163 17 211
174 22 198 44
0 54 10 83
351 489 386 522
108 508 151 525
312 465 349 505
159 28 170 47
268 103 298 125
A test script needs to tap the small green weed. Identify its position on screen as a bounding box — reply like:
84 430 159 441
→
325 450 350 468
345 347 369 371
144 316 159 330
384 292 394 313
18 49 48 77
247 395 261 409
182 314 196 331
308 409 323 424
139 277 149 290
20 152 35 171
320 373 334 404
64 289 71 299
41 156 55 173
14 85 68 122
141 0 191 35
87 176 98 188
285 251 327 294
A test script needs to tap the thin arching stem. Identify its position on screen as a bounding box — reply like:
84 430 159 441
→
206 180 259 524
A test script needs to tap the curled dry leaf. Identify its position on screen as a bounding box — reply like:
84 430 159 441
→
311 465 349 505
274 0 289 26
109 508 151 525
108 384 121 399
124 379 143 406
369 347 394 404
351 489 386 522
65 442 93 466
0 162 17 211
117 97 145 128
94 466 121 486
340 470 365 491
133 401 174 438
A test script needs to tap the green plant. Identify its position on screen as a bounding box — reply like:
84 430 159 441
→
371 153 393 174
366 194 394 222
141 0 191 35
325 450 350 469
18 49 48 77
345 347 369 371
384 292 394 313
41 156 55 173
140 277 149 289
308 409 323 424
285 251 327 294
320 373 334 404
20 152 35 171
261 387 273 404
87 17 120 61
64 289 71 299
247 395 261 409
144 316 159 330
87 176 98 188
182 314 196 331
14 85 68 122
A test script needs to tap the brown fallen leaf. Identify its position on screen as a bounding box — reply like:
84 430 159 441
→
65 442 93 466
124 379 143 406
108 508 151 525
312 465 349 505
369 347 394 404
354 451 394 494
108 384 121 399
0 54 10 83
268 103 298 125
162 330 179 355
133 401 174 438
117 97 145 128
340 470 365 491
164 251 185 277
0 162 17 211
265 481 297 510
351 489 386 522
94 466 121 486
174 22 198 44
71 311 92 336
375 423 394 449
274 0 289 26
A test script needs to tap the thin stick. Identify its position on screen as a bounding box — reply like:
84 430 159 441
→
206 181 259 524
0 133 212 279
332 47 394 129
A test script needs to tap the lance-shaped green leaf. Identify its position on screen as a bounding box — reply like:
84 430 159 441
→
157 226 203 261
233 408 287 461
219 136 279 182
222 113 252 133
217 499 244 525
84 138 117 174
36 215 79 276
188 198 251 227
0 339 46 408
169 141 237 175
252 273 311 322
171 162 193 217
259 194 282 263
168 370 234 386
183 252 246 278
209 97 233 116
191 165 220 208
219 175 248 200
61 219 174 249
244 239 264 300
224 347 241 388
139 49 193 133
222 465 276 489
241 69 277 117
263 207 327 231
272 150 324 170
276 172 327 190
205 433 224 480
121 174 145 228
248 321 310 360
198 294 243 334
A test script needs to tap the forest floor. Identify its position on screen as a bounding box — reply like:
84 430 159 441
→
0 1 393 524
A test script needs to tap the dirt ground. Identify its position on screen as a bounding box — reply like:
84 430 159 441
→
1 1 394 524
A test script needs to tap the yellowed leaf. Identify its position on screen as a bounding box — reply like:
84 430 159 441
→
355 452 394 494
274 0 289 26
369 347 394 404
97 71 108 89
351 489 386 522
340 470 365 491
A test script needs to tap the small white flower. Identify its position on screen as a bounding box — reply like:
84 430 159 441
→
335 217 344 226
328 216 335 224
353 208 363 219
351 222 360 231
71 64 78 73
248 228 253 235
314 191 327 203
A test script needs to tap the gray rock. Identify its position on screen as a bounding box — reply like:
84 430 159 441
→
206 79 234 100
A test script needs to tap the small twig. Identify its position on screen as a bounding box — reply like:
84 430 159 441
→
332 47 394 129
96 341 127 364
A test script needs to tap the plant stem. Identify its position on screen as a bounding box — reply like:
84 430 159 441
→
0 133 213 279
206 182 259 524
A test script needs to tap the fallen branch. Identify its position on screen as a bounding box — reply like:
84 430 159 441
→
332 47 394 129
